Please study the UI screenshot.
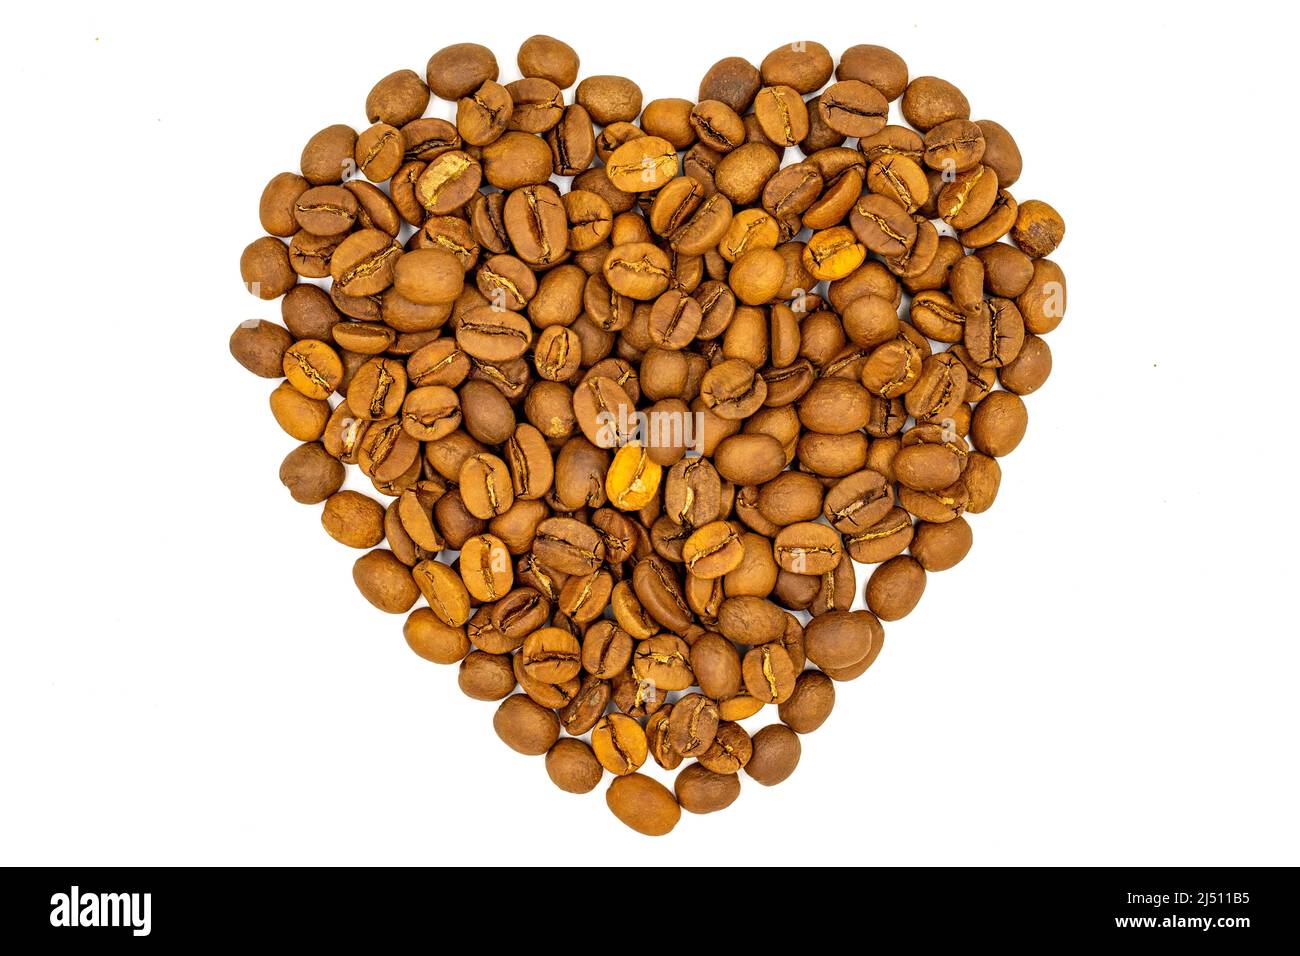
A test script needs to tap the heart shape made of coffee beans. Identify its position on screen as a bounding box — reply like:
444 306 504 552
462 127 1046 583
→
232 36 1067 836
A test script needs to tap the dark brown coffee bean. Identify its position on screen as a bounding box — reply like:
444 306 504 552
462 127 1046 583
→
699 57 762 112
367 69 430 127
279 441 344 504
1012 200 1066 258
558 675 611 737
818 80 888 137
668 693 720 757
866 555 927 620
850 194 916 257
546 738 602 794
965 297 1025 369
675 763 741 814
534 516 605 574
426 43 498 100
779 670 836 733
999 334 1052 395
458 650 517 701
503 183 568 266
742 643 796 704
901 76 970 131
300 124 357 185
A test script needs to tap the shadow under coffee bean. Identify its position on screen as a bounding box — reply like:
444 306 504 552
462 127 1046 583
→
233 34 1067 836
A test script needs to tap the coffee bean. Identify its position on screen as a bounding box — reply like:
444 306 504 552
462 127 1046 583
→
682 520 744 579
971 390 1028 456
838 44 908 100
819 80 888 137
760 41 833 93
546 738 602 794
865 555 926 620
779 670 836 733
668 693 720 757
1013 200 1066 258
718 595 785 645
604 242 672 299
353 549 418 613
606 443 663 511
493 694 561 755
633 633 694 691
404 607 470 664
676 763 741 814
459 533 513 602
901 76 969 131
280 441 344 504
426 43 498 100
534 516 605 575
592 713 648 775
606 772 680 836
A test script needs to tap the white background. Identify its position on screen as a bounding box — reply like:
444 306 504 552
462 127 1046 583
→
1 1 1295 866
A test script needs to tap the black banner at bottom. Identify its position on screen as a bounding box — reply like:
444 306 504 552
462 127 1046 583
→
3 867 1289 945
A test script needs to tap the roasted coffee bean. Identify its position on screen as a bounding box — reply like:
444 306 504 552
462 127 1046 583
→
819 80 888 137
774 522 843 575
576 74 643 125
838 44 908 99
592 713 648 775
676 764 741 814
559 675 611 737
669 693 720 757
779 670 836 733
493 694 561 755
546 738 603 794
520 626 581 683
606 773 680 836
742 643 797 704
850 194 916 257
718 595 785 645
937 164 999 230
533 516 604 574
459 533 513 602
999 334 1052 395
280 441 344 504
1013 200 1066 258
681 520 744 580
633 633 694 691
901 76 969 131
971 390 1028 457
744 723 801 785
404 607 470 664
353 549 418 613
698 721 752 774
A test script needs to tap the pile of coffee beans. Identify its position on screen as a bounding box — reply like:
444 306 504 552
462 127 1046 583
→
233 36 1067 836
